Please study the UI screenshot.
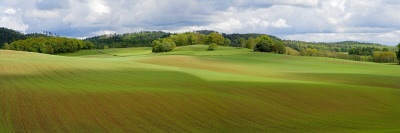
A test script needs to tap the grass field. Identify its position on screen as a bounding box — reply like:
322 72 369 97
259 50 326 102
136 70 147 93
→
1 45 400 132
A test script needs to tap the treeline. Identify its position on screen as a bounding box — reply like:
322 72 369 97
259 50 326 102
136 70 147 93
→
284 40 396 52
289 48 398 63
284 40 398 63
348 47 390 56
83 31 172 49
194 30 281 47
84 30 283 49
0 27 53 48
3 37 94 54
152 31 286 54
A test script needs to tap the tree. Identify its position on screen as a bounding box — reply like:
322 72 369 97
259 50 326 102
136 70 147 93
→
254 35 274 52
397 43 400 64
382 48 389 52
306 48 318 56
104 45 109 49
240 38 246 48
3 43 10 50
207 32 224 45
224 38 231 46
84 41 94 49
185 32 198 45
152 40 175 53
246 37 254 49
275 41 286 54
196 33 206 44
208 43 218 51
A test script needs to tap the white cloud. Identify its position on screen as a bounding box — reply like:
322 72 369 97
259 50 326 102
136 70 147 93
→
5 8 16 15
89 0 110 15
270 18 290 28
1 0 400 46
0 16 28 32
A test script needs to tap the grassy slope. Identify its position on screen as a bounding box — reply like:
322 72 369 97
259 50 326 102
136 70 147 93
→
0 45 400 132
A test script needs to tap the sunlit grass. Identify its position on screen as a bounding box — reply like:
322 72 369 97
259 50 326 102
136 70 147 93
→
0 48 399 132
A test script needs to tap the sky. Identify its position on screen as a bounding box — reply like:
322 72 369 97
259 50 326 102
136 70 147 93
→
1 0 400 46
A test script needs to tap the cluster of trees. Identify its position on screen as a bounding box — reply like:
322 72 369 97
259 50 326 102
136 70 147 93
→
194 30 281 47
3 37 94 54
151 39 176 53
151 32 230 53
348 47 390 56
84 31 172 49
372 51 397 63
254 35 286 54
300 48 318 56
167 32 230 46
0 27 53 48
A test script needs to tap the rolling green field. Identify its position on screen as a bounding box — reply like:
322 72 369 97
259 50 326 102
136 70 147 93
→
1 45 400 132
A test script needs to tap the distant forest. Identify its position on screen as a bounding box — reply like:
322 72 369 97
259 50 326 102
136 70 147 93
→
1 27 399 63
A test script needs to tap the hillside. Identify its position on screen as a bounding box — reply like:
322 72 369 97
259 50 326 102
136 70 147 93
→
1 47 399 132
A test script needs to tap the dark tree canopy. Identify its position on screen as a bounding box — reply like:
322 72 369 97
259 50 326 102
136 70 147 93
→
397 43 400 64
84 31 172 49
0 27 52 48
254 35 274 52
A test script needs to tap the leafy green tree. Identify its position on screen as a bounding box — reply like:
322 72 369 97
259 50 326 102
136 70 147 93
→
224 38 231 46
306 48 318 56
208 43 218 51
207 32 224 45
185 32 198 45
382 48 389 52
397 43 400 64
3 43 10 49
104 45 109 49
254 35 274 52
275 41 286 54
245 37 255 49
373 51 397 63
240 38 246 48
176 34 189 46
196 33 206 44
152 40 176 53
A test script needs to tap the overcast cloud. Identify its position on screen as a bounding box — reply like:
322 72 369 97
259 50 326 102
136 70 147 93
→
1 0 400 46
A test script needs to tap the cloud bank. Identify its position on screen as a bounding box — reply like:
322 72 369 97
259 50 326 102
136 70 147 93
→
0 0 400 46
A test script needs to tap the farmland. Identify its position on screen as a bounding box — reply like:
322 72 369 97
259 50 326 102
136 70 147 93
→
1 45 400 132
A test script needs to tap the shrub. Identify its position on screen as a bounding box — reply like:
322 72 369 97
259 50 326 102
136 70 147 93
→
254 36 274 52
3 43 10 49
208 43 218 51
152 41 176 53
275 41 286 54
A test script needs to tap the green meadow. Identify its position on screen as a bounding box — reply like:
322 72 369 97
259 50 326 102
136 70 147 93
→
1 45 400 132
